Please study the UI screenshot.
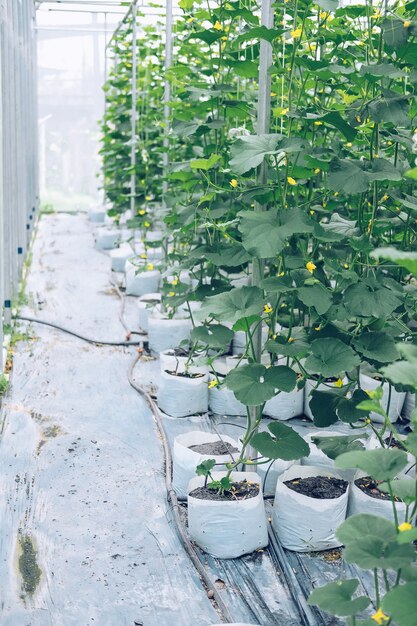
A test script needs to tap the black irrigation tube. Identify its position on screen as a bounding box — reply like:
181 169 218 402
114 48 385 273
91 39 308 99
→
127 354 235 624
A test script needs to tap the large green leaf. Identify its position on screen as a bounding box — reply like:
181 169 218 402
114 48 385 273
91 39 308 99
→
367 158 402 182
266 327 310 359
368 92 410 126
311 434 368 460
190 324 234 349
308 579 371 617
225 363 297 405
298 284 333 315
383 584 417 626
190 154 221 171
352 332 399 364
371 247 417 277
205 243 251 268
344 281 402 318
328 159 369 194
252 422 309 461
308 390 340 427
382 18 409 48
230 134 305 175
305 338 361 378
335 448 408 481
198 286 264 325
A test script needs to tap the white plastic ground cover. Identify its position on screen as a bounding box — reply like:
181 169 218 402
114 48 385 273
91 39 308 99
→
125 260 161 296
208 375 247 416
88 208 106 223
95 227 119 250
148 312 193 354
402 392 416 421
160 349 209 375
264 388 304 421
187 471 269 559
272 465 349 552
257 459 296 497
137 293 161 332
172 431 240 499
109 243 134 272
348 472 412 525
360 373 406 423
157 370 209 418
303 378 349 420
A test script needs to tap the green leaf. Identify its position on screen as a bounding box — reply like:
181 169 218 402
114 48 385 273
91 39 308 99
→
382 18 409 48
371 247 417 277
305 338 361 378
188 30 224 45
239 208 314 258
198 286 264 325
368 158 402 182
381 359 417 391
196 458 216 477
252 422 309 461
352 332 399 364
308 390 340 427
225 363 296 405
344 281 402 319
236 25 282 44
308 579 371 617
337 389 371 423
230 134 305 175
227 59 259 78
190 154 221 171
320 213 359 237
205 243 251 268
368 92 410 126
190 324 234 349
335 448 408 481
311 434 368 461
321 111 357 142
383 583 417 626
266 327 310 359
328 159 369 195
379 479 417 506
298 284 333 315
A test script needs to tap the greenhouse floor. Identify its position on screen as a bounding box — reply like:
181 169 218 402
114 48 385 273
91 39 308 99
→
0 212 373 626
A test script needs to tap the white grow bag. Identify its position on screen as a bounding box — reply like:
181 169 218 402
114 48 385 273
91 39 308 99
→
160 349 208 375
303 378 348 421
264 388 304 421
272 465 349 552
208 375 247 416
95 228 119 250
88 208 106 223
157 370 208 418
110 244 134 272
125 260 161 297
233 327 268 356
360 373 406 424
402 392 416 421
187 471 268 559
173 431 240 499
137 293 161 333
148 312 193 354
257 459 296 497
348 472 413 525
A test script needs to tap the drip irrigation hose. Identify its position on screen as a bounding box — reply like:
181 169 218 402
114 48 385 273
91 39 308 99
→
127 354 234 624
16 315 145 347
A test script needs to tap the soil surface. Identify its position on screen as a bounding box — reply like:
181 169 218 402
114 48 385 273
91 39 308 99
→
284 476 348 499
355 476 402 502
165 370 205 379
384 436 406 451
190 480 259 501
189 441 239 456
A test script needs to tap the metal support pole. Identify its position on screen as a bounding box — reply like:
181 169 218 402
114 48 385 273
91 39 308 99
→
162 0 173 208
130 0 137 217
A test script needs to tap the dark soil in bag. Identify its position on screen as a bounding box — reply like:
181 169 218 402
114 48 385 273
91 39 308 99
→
284 476 348 499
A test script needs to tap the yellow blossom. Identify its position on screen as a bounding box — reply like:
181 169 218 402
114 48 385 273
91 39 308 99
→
138 209 146 215
346 142 353 148
398 522 413 532
343 263 349 269
147 263 154 271
213 20 222 30
314 168 321 174
287 176 297 186
334 192 339 197
319 11 329 19
187 17 194 23
171 278 179 286
208 379 218 389
291 27 302 39
230 179 238 188
288 337 295 343
314 120 323 126
382 194 389 201
309 210 315 215
278 271 285 276
314 326 321 331
168 291 175 297
145 195 152 201
334 378 344 388
144 221 151 228
356 115 361 123
264 304 273 314
140 253 147 259
404 20 411 28
306 261 316 273
371 608 389 625
371 10 382 19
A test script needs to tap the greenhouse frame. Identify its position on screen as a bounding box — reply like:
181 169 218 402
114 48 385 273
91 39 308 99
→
0 1 417 625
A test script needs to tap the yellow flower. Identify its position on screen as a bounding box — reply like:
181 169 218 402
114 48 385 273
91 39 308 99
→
171 278 179 286
147 263 154 271
371 10 382 19
264 304 273 314
291 27 302 39
230 178 238 188
306 261 316 273
314 326 321 331
138 209 146 216
314 168 321 174
278 271 285 276
208 379 218 389
346 142 353 148
140 253 147 259
371 608 389 625
287 176 297 186
187 17 194 23
398 522 413 532
343 263 349 269
309 210 315 215
382 194 389 202
314 120 323 126
319 11 329 19
168 291 175 297
144 221 151 228
213 20 222 30
334 378 344 388
145 195 152 201
288 337 295 343
404 20 411 28
356 115 361 123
